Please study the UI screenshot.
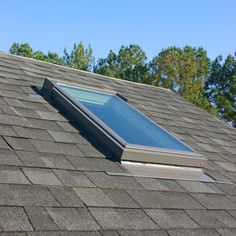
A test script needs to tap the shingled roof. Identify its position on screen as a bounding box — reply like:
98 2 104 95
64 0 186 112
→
0 52 236 236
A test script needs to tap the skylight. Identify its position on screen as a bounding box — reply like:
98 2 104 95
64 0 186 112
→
43 79 207 168
59 84 192 151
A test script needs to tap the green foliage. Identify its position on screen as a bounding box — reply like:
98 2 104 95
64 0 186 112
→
9 43 63 65
94 44 149 83
47 51 63 65
63 43 94 71
206 54 236 126
33 51 48 61
9 43 33 58
9 42 94 68
149 46 216 114
94 50 119 78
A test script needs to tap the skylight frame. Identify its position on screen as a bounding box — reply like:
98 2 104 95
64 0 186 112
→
43 78 207 168
56 82 195 152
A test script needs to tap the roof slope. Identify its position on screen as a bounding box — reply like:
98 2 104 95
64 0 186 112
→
0 52 236 236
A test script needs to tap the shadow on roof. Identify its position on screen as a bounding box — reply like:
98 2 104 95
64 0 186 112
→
32 85 119 162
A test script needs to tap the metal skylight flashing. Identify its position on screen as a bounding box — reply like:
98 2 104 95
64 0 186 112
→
42 78 207 169
108 161 214 182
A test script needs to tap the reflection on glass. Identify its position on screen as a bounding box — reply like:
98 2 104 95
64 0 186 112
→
59 84 193 152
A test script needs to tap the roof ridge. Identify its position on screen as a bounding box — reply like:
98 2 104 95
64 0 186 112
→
0 51 172 92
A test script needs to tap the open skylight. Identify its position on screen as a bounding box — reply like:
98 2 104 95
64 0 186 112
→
43 78 207 169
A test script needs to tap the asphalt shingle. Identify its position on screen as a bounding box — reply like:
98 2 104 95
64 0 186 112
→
22 167 63 185
16 151 75 169
216 228 236 236
47 130 80 143
136 178 186 192
85 172 143 190
118 229 169 236
101 231 120 236
0 233 27 236
67 155 123 172
177 181 222 193
90 208 158 230
49 186 84 207
167 229 220 236
27 231 101 236
127 190 204 209
74 187 139 208
25 206 58 230
56 121 79 132
13 107 41 118
0 124 17 136
0 89 23 99
1 105 19 116
0 136 11 149
0 207 33 231
27 118 63 131
186 210 236 228
30 140 84 156
0 184 59 206
13 126 54 141
227 209 236 219
27 230 101 236
36 110 67 121
145 209 199 229
215 183 236 195
215 162 236 172
22 100 49 111
46 207 100 231
4 137 36 151
191 193 236 209
0 149 23 166
53 169 95 187
0 166 30 184
1 53 236 235
0 96 7 105
78 144 107 158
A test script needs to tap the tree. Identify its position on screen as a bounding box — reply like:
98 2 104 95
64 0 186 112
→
9 43 33 58
47 51 63 65
9 43 63 65
33 51 48 61
117 45 149 82
206 54 236 126
9 42 95 69
63 42 94 71
94 44 149 83
149 46 216 114
94 50 119 78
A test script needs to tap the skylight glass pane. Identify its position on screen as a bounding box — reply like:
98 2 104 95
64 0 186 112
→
58 84 193 152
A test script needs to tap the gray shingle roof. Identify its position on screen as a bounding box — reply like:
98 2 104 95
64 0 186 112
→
0 52 236 235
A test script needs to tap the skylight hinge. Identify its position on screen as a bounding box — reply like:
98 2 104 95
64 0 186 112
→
116 93 128 102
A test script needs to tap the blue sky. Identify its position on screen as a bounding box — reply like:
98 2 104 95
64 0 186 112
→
0 0 235 61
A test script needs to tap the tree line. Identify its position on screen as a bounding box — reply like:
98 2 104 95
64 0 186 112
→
9 42 236 127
